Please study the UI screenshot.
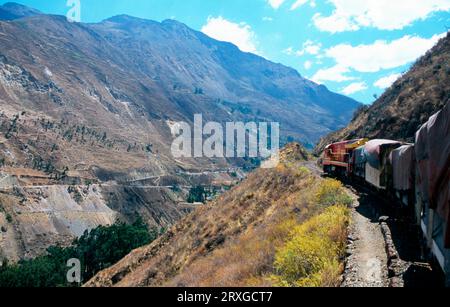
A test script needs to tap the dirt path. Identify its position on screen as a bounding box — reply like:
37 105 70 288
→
342 188 389 287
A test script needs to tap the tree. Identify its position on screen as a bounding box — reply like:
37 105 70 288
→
187 186 207 203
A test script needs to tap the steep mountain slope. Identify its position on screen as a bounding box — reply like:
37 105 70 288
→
0 9 360 153
0 4 359 261
0 2 40 20
315 33 450 155
86 144 353 287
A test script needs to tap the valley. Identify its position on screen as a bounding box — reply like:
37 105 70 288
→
0 2 360 264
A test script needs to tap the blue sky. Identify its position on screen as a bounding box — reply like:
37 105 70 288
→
2 0 450 104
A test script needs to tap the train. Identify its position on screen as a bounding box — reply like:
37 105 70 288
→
321 102 450 286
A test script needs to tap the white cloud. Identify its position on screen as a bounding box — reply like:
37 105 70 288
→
313 12 360 33
44 67 53 77
291 0 450 32
201 16 258 54
312 65 355 83
342 82 368 95
262 16 274 22
268 0 285 9
304 60 313 70
299 40 321 55
374 73 402 89
290 0 309 10
284 40 322 57
312 33 443 85
283 47 294 55
324 33 445 73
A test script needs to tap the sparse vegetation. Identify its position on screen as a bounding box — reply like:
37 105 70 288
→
67 186 84 204
4 114 19 139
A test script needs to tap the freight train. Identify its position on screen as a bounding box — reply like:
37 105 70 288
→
321 102 450 286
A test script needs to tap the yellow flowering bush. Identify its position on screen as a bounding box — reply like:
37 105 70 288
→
272 205 350 287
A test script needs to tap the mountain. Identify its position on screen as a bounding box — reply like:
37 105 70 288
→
0 2 41 20
0 4 359 261
314 33 450 155
86 144 352 287
0 8 360 148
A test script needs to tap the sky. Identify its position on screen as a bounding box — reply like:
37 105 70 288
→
2 0 450 104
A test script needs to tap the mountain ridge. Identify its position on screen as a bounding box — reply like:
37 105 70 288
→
0 2 41 20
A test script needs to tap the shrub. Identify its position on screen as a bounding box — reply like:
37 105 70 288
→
315 179 353 208
272 205 350 287
187 186 207 203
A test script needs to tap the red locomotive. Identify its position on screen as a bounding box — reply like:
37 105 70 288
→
322 138 368 176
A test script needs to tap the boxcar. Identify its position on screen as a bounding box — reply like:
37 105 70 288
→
351 145 366 180
415 102 450 284
363 140 403 190
391 144 415 207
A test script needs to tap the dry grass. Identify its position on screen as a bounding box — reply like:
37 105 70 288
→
166 172 352 287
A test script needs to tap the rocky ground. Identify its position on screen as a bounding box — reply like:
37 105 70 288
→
342 187 389 287
341 184 444 288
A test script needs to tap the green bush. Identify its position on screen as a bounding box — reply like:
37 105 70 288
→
187 186 207 203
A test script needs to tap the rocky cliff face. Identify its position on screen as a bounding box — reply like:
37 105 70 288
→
0 181 193 261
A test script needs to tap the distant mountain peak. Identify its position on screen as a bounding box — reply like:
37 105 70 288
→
161 18 186 27
0 2 41 20
105 14 140 22
105 16 191 30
